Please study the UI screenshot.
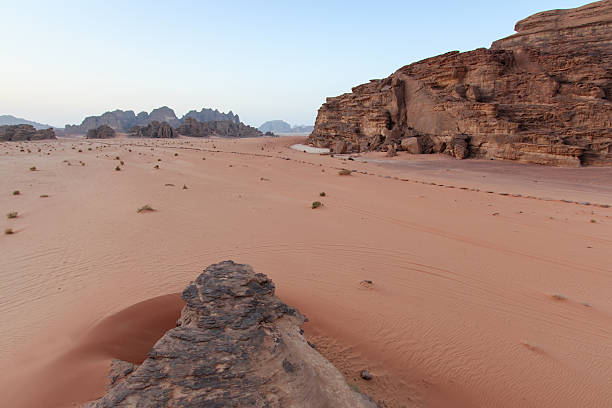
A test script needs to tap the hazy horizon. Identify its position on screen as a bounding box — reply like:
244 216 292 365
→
1 0 588 128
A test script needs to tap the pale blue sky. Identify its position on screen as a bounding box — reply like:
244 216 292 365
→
1 0 587 127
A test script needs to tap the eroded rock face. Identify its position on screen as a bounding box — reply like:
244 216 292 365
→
129 121 177 138
308 1 612 166
0 124 56 141
84 261 376 408
86 125 116 139
177 117 263 138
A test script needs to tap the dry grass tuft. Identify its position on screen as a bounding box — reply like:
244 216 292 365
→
7 211 18 219
338 169 351 176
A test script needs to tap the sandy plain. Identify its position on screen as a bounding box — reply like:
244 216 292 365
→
1 136 611 407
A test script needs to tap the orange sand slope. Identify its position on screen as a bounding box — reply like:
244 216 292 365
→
1 136 611 408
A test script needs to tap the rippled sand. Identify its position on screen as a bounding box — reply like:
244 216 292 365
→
1 136 611 408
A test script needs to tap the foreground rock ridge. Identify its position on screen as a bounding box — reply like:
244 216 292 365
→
84 261 377 408
308 0 612 166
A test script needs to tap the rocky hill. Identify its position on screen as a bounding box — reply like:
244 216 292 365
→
178 117 263 138
259 120 314 134
84 261 377 408
307 0 612 167
65 107 238 135
0 124 56 141
0 115 53 130
184 108 240 124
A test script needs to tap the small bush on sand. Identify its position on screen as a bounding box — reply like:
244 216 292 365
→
29 166 37 171
40 194 49 198
590 219 597 223
5 228 14 235
312 201 322 209
13 190 20 195
115 166 121 171
338 169 351 176
115 156 120 160
552 294 567 301
7 211 18 219
154 164 159 169
174 153 178 157
120 161 124 165
183 184 188 190
137 204 155 213
319 192 326 197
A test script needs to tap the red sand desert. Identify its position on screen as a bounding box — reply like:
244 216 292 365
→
1 136 611 407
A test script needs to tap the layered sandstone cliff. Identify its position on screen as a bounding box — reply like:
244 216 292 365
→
308 0 612 166
84 261 377 408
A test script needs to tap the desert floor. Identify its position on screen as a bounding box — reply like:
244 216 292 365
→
1 136 611 408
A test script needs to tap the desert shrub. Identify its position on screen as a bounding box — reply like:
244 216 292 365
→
115 166 121 171
29 166 37 171
338 169 351 176
312 201 322 209
7 211 18 219
4 228 14 235
319 192 326 197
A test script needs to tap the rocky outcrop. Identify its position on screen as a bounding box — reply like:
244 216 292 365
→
308 0 612 167
177 117 263 138
0 124 56 141
129 121 177 138
65 107 239 135
84 261 376 408
183 108 240 124
86 125 116 139
65 110 138 135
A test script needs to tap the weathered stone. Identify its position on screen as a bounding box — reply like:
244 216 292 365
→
401 137 421 154
307 1 612 166
84 261 377 408
0 124 56 141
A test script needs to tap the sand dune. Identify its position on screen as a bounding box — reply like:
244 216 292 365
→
1 136 611 407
